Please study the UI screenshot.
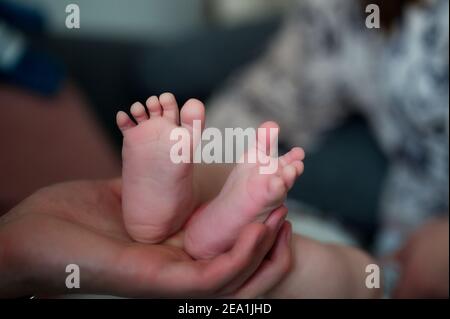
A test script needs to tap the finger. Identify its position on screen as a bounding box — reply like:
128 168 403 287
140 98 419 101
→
217 206 288 296
157 222 268 297
231 222 292 298
191 206 286 297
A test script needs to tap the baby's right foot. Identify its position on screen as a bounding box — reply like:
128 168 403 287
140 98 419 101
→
117 93 204 243
184 122 304 259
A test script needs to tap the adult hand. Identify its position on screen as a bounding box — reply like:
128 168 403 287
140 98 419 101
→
0 179 291 298
393 217 449 298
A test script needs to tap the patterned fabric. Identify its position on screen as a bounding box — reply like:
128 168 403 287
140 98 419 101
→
207 0 449 255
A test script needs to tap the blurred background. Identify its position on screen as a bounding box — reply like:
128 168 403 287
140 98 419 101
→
2 0 447 253
14 0 292 38
0 1 300 209
0 0 393 249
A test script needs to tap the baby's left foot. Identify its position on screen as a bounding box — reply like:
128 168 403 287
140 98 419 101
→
117 94 204 243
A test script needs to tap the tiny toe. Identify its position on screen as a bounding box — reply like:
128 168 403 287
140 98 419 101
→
180 98 205 131
268 175 286 201
116 111 135 132
159 92 179 123
290 147 305 161
291 160 304 176
280 147 305 166
281 165 297 189
130 102 148 123
146 96 162 117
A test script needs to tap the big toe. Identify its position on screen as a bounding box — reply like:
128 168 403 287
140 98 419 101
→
180 98 205 131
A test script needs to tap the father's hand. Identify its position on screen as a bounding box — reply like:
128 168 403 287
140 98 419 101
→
0 179 291 298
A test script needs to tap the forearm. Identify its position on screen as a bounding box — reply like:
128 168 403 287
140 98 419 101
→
266 234 382 298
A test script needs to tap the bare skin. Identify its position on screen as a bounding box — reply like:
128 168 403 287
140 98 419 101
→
115 93 379 298
0 179 292 298
186 140 381 298
266 235 381 298
393 218 449 298
117 93 304 259
117 94 204 243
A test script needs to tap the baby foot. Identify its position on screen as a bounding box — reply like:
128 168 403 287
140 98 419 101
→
184 122 304 259
117 93 204 243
